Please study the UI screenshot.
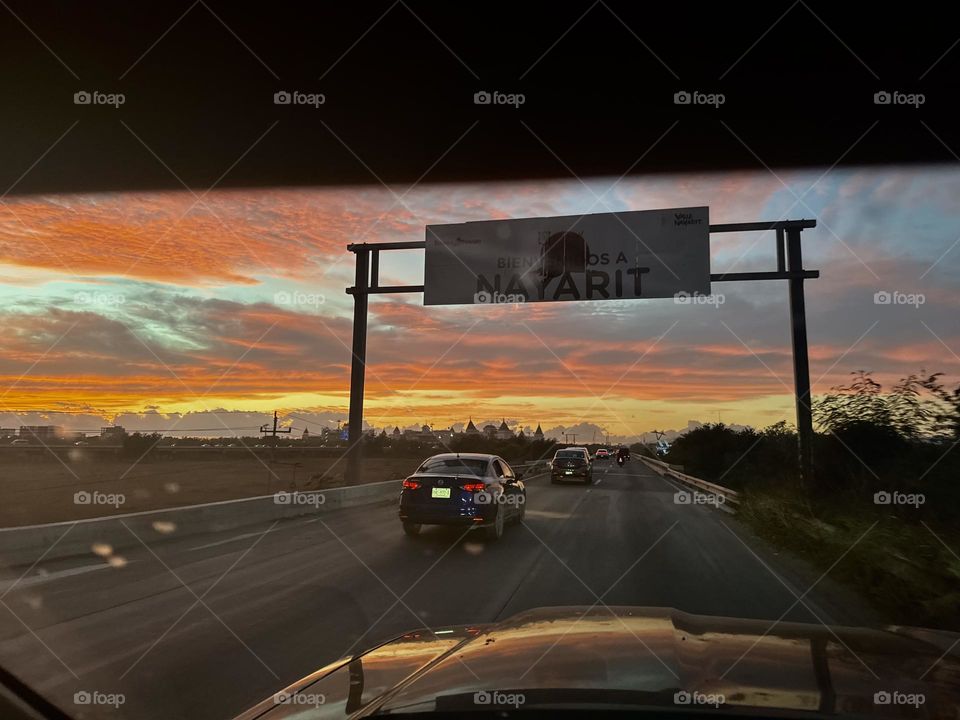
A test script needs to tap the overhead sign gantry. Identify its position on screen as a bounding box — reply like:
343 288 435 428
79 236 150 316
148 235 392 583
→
345 208 818 487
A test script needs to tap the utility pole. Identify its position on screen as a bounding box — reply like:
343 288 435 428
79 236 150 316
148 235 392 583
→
260 411 292 446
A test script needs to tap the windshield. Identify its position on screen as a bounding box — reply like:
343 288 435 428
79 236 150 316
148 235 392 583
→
416 458 488 476
1 12 958 720
3 167 959 720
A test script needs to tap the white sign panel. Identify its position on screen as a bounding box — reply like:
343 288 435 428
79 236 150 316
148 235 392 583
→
423 207 710 306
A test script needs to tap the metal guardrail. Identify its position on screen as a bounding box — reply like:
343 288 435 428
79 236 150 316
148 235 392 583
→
639 456 740 507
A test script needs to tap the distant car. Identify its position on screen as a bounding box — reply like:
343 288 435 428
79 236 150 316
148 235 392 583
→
551 447 593 484
73 440 89 446
398 453 525 541
10 439 29 446
595 448 609 460
201 443 211 448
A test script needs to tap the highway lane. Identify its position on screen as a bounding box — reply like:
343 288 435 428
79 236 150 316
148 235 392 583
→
0 458 874 719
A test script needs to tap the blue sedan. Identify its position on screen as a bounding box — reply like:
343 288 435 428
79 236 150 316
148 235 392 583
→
398 453 526 541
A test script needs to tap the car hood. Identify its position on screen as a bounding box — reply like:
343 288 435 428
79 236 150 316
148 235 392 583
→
234 606 960 719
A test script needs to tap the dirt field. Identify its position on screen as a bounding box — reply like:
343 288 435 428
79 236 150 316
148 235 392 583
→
0 453 421 527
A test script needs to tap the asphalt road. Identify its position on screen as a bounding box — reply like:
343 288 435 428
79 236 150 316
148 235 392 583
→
0 458 873 719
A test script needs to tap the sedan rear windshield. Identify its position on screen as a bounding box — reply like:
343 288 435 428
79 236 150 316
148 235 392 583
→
416 458 488 476
555 450 586 459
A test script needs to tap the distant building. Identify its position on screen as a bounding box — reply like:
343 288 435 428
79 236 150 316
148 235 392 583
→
495 419 513 440
19 426 63 441
0 428 17 439
302 427 310 440
100 426 127 439
464 418 481 436
392 426 401 438
402 425 437 444
534 423 544 440
482 424 497 438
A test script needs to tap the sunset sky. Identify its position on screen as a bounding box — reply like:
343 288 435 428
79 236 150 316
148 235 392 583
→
1 165 958 442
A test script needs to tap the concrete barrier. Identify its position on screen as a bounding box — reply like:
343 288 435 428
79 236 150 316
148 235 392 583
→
0 480 402 567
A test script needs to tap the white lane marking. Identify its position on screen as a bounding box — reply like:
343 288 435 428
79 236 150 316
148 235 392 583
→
0 562 114 591
525 510 574 520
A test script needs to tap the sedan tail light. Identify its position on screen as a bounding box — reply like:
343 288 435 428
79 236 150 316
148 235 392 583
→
402 479 421 490
461 482 485 492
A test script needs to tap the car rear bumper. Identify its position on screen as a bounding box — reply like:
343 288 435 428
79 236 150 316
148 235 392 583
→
399 500 496 527
552 469 590 481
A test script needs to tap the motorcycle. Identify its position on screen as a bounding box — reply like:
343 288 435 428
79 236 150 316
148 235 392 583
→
617 455 625 467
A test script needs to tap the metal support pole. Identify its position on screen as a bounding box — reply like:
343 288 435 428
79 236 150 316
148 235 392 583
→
786 228 813 487
346 249 369 484
776 228 785 272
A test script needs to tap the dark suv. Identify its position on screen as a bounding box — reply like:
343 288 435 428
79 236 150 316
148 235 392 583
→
550 447 593 484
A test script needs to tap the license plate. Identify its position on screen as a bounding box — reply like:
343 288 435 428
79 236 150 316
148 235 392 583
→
564 470 574 475
431 487 451 499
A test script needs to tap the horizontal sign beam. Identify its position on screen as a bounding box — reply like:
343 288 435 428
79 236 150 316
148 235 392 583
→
345 219 819 256
347 285 425 295
711 270 820 282
709 219 816 233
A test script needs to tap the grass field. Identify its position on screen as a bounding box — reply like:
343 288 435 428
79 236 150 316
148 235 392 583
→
0 452 421 527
